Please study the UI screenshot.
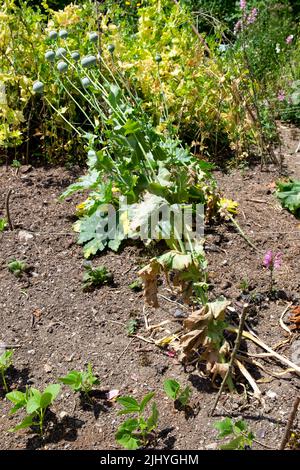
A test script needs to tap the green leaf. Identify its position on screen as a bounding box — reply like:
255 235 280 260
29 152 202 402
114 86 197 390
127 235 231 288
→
10 415 35 433
40 392 53 409
6 390 27 415
26 396 41 414
164 379 180 400
118 418 139 432
234 420 247 434
139 392 155 412
60 170 101 199
178 386 191 407
43 384 60 401
116 430 140 450
59 371 82 391
219 435 245 450
215 417 234 438
276 180 300 217
147 402 159 431
0 350 13 367
117 396 140 413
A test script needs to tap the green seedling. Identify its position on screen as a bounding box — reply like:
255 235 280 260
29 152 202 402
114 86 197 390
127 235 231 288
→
129 279 143 292
163 379 192 408
11 159 21 169
127 318 139 336
82 264 113 291
0 350 13 392
6 384 60 435
116 392 159 450
239 278 249 292
214 418 255 450
58 364 100 397
8 259 28 278
0 218 7 232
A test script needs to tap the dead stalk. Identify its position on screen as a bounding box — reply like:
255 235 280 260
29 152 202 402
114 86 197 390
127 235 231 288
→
209 304 249 416
5 189 14 231
279 396 300 450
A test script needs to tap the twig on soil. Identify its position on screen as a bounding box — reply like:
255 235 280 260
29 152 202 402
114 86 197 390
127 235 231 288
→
246 198 268 204
228 215 259 252
5 189 14 231
143 305 149 330
117 337 136 360
158 293 189 310
210 304 249 416
227 326 300 374
279 396 300 450
279 303 292 336
133 334 155 344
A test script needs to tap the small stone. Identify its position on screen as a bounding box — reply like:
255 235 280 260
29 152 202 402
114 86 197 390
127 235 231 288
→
173 308 187 318
18 230 34 243
205 443 218 450
27 349 35 355
59 411 68 419
266 390 277 400
44 364 52 373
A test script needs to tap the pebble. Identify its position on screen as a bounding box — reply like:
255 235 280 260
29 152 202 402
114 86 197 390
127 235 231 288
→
18 230 34 243
266 390 277 400
205 443 218 450
44 364 52 373
59 411 68 419
173 308 187 318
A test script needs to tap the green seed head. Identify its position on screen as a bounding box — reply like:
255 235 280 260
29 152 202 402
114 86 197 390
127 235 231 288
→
59 29 68 39
89 32 98 43
49 30 58 40
45 50 55 62
32 80 44 94
57 60 68 73
56 47 67 59
81 55 97 68
71 51 80 61
107 44 115 54
81 77 91 88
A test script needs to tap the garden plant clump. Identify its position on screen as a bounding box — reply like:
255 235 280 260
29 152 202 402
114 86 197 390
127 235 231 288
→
0 0 300 455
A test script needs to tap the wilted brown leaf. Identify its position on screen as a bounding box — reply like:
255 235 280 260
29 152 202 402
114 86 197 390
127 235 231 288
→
290 306 300 330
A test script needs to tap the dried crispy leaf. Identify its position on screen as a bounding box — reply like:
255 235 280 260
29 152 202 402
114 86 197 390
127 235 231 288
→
290 306 300 330
138 259 160 307
178 300 231 364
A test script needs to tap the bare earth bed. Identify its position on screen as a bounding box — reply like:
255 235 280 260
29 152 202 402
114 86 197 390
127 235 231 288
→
0 123 299 450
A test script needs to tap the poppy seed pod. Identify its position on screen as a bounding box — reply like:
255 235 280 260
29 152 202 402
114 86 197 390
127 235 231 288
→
32 80 44 94
88 149 97 158
71 51 80 61
107 44 115 54
81 77 91 89
59 29 68 39
45 50 55 62
57 60 68 73
81 55 97 68
89 32 98 43
155 54 162 63
49 30 58 40
56 47 67 59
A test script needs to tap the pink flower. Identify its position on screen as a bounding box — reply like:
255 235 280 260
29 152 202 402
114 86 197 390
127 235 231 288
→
234 19 243 35
247 7 258 24
240 0 247 9
277 89 286 101
263 250 273 269
263 250 282 270
286 35 294 44
274 252 282 269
